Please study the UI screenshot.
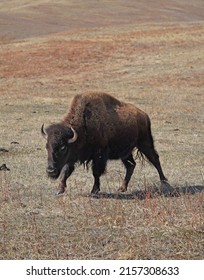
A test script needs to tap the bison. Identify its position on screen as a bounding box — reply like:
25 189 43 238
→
41 92 168 195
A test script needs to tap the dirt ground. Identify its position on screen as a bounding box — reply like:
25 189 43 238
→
0 1 203 259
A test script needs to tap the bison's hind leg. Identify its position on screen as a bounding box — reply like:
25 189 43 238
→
118 154 136 192
138 143 175 195
138 143 167 182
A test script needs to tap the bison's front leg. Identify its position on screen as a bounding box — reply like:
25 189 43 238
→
56 164 74 195
91 149 108 194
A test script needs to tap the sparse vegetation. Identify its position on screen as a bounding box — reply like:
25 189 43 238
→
0 1 203 259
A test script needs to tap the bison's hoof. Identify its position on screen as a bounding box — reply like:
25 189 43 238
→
118 186 127 192
55 188 65 195
160 181 175 196
91 188 100 195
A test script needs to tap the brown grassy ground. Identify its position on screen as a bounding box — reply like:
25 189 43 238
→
0 1 204 259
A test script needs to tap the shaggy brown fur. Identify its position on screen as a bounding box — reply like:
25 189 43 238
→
42 92 168 195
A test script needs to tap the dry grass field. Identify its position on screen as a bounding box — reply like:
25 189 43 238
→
0 1 204 259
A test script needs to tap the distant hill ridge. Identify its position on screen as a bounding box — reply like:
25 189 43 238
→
0 0 204 39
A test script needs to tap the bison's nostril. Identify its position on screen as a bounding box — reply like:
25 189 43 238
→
47 167 57 174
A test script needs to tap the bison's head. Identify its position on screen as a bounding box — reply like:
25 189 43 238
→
41 123 77 179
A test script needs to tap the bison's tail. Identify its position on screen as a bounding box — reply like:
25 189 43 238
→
135 149 146 166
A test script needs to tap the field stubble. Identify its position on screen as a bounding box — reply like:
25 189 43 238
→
0 22 204 259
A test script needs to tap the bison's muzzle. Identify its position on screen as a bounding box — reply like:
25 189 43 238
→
46 166 60 179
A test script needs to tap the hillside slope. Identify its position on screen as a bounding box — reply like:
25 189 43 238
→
0 0 204 39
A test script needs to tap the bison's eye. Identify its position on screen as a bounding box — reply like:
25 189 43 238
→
59 145 67 152
54 145 67 158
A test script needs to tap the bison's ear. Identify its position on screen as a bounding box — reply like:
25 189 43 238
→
41 124 48 140
68 126 78 144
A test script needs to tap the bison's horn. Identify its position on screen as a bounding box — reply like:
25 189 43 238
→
41 124 47 140
68 126 77 143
